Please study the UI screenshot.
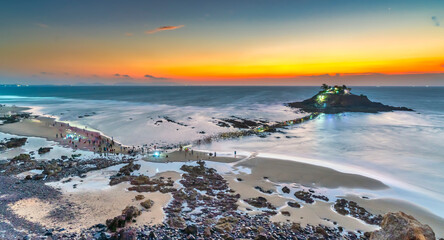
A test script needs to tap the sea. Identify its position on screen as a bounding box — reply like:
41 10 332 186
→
1 85 443 218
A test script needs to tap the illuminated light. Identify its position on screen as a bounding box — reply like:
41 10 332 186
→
317 94 326 104
153 151 160 157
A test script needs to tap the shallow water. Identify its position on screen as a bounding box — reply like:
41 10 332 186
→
1 86 443 217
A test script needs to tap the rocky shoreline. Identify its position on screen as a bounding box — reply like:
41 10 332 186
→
0 104 441 240
1 153 440 239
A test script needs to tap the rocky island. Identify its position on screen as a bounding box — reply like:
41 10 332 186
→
288 84 413 114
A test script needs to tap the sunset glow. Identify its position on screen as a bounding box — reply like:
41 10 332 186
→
1 0 443 85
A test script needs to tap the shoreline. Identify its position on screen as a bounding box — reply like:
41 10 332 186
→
1 104 443 238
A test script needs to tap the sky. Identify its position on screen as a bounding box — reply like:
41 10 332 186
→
0 0 443 86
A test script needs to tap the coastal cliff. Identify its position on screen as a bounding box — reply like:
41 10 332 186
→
288 84 413 114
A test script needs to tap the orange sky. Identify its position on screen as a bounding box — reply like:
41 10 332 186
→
1 1 444 85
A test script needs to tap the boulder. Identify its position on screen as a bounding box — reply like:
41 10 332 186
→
167 215 186 228
5 138 27 148
119 162 141 176
140 199 154 209
130 175 151 185
109 176 131 186
38 147 52 154
111 228 137 240
294 191 314 204
134 195 145 200
122 206 141 221
282 186 290 194
244 196 276 209
11 154 31 162
183 225 198 235
370 212 435 240
288 202 301 208
215 216 238 233
106 215 126 232
281 211 291 216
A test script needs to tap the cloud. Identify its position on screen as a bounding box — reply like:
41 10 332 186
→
145 25 184 34
114 73 131 78
40 71 52 75
34 23 49 28
432 16 440 26
125 32 133 36
144 74 168 80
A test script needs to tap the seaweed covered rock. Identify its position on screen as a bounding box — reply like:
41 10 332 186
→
288 202 301 208
106 206 141 232
38 147 52 154
134 195 145 201
4 138 27 148
244 196 276 210
334 199 382 225
294 190 314 204
118 162 140 176
370 212 435 240
11 154 31 162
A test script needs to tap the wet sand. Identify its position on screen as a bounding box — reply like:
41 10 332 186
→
236 157 388 190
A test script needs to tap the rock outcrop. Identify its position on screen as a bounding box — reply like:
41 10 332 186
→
106 206 141 232
287 85 413 114
370 212 435 240
140 199 154 209
3 138 27 148
38 147 52 154
334 199 382 225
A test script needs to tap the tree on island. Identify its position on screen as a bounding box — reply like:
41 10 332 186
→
321 84 329 91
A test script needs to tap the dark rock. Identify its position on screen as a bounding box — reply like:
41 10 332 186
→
119 162 141 176
183 225 198 235
11 154 31 162
334 199 382 225
4 138 27 148
281 211 291 216
294 191 314 204
140 199 154 209
282 186 290 194
111 228 137 240
38 147 52 154
122 206 141 221
254 186 273 194
244 197 276 210
109 176 131 186
312 194 329 202
288 202 301 208
255 234 268 240
315 226 328 238
135 195 145 201
106 215 126 232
